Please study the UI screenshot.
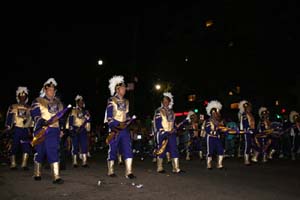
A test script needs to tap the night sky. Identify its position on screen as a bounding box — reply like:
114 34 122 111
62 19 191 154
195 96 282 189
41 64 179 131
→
1 1 299 123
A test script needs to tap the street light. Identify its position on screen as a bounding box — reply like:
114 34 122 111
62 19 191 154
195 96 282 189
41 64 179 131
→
205 19 213 27
98 59 103 66
155 84 161 91
96 59 104 96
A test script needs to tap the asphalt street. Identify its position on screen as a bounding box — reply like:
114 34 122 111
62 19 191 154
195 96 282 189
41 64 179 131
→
1 152 300 200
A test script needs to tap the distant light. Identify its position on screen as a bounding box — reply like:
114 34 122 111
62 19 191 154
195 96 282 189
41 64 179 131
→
175 112 184 117
194 109 199 113
205 20 213 27
98 59 103 65
155 84 161 90
185 57 188 62
275 100 279 106
276 114 281 119
203 100 209 106
183 112 189 116
188 94 196 102
281 108 286 113
175 112 190 117
228 91 233 96
230 103 239 109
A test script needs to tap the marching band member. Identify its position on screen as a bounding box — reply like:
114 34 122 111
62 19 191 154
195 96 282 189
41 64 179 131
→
30 78 65 184
5 86 32 170
185 111 203 160
252 107 272 163
68 95 91 168
238 100 255 165
153 92 187 174
268 120 283 160
204 100 225 169
104 75 136 179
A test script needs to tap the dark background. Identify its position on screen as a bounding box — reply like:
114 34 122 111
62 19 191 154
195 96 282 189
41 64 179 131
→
1 1 299 124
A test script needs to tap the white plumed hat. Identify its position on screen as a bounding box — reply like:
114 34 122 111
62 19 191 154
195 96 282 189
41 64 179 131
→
75 94 85 107
108 75 125 96
289 110 299 123
40 78 57 97
43 78 57 87
258 107 268 118
162 92 174 109
75 95 83 101
16 86 29 103
238 100 249 113
206 100 222 116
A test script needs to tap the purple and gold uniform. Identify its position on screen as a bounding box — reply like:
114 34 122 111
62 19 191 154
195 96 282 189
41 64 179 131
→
268 121 282 159
68 95 91 167
205 100 224 169
252 107 272 163
105 75 135 179
154 92 185 173
238 100 255 165
5 86 32 170
30 78 64 184
185 111 203 160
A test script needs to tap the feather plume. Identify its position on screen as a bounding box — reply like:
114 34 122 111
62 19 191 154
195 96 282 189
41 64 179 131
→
75 95 83 101
258 107 268 118
289 111 299 123
43 78 57 86
108 75 124 96
206 100 222 116
16 86 29 103
40 78 57 97
238 100 248 113
162 92 174 109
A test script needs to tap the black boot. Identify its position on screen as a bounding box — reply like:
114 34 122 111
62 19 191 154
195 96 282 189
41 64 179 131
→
53 178 64 184
34 176 42 181
126 174 136 179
